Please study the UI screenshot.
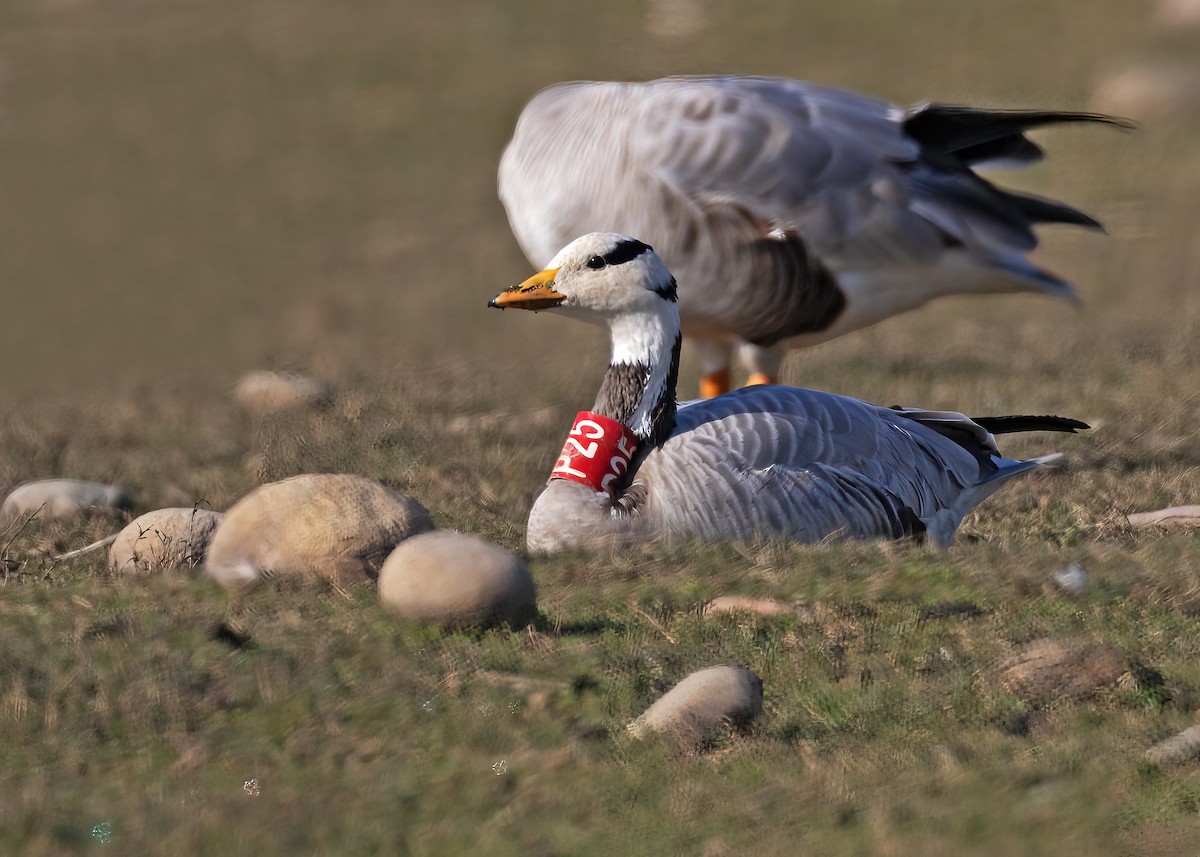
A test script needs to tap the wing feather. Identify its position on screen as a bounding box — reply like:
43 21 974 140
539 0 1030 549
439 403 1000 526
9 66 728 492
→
642 386 994 543
499 75 1110 351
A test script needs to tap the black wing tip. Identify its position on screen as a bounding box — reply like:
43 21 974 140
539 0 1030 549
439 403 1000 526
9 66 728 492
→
1062 111 1137 132
885 408 1090 435
1003 189 1105 231
906 103 1137 130
970 415 1091 435
903 104 1137 165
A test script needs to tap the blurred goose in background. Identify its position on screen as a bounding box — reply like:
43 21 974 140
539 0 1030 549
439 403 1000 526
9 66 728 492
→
489 233 1086 553
499 76 1130 397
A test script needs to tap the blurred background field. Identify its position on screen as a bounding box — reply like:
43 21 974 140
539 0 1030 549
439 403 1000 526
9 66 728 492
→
2 0 1195 403
2 0 1200 854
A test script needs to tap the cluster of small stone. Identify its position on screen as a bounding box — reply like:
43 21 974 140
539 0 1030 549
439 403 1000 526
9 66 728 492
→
2 471 541 630
0 369 542 631
203 473 537 630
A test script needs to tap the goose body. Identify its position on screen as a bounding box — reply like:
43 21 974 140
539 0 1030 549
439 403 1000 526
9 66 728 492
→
490 233 1085 553
498 76 1126 395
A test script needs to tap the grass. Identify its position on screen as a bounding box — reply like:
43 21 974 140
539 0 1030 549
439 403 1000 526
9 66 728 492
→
3 0 1200 853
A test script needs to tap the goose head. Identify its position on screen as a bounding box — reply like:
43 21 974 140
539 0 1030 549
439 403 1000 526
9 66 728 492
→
490 232 683 447
489 232 678 326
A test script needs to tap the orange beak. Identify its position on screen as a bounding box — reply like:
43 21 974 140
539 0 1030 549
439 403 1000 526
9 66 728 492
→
488 267 566 311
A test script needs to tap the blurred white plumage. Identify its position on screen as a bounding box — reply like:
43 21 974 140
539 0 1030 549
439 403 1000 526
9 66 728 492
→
499 76 1128 396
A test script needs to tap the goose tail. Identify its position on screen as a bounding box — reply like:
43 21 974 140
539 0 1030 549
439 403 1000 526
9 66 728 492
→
956 452 1063 519
925 453 1062 548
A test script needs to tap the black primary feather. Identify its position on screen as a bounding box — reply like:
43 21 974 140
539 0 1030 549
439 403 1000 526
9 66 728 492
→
969 415 1090 435
903 104 1134 162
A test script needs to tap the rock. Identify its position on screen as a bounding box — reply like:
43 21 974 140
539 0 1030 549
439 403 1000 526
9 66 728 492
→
378 531 536 629
1093 63 1200 120
996 638 1128 705
628 665 763 744
233 370 330 414
204 474 433 587
1145 724 1200 765
1127 505 1200 528
1 479 131 519
108 508 224 573
704 596 797 617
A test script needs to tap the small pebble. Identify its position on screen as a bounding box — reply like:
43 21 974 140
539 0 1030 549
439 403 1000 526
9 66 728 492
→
1 479 131 520
108 508 224 573
234 370 330 414
378 531 537 629
628 665 763 744
204 474 433 587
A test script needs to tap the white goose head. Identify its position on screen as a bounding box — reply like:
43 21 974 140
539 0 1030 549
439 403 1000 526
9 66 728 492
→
489 231 678 322
490 232 682 446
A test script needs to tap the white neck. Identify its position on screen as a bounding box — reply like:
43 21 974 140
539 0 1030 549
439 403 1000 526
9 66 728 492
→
600 302 680 442
609 305 675 364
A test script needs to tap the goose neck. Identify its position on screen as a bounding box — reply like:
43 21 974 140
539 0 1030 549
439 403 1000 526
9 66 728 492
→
592 309 680 447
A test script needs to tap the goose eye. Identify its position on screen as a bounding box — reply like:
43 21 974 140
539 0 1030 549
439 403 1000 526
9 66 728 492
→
585 255 606 270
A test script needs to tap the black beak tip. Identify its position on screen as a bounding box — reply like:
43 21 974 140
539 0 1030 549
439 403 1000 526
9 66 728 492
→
487 297 501 309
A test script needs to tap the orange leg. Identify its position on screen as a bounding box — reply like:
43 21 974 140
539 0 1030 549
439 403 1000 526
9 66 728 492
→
699 367 732 399
744 372 775 386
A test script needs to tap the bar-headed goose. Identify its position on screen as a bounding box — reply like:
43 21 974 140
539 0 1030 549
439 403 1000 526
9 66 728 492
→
490 233 1086 553
499 76 1129 397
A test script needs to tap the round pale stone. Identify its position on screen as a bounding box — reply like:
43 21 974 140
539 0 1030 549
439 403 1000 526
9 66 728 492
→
1 479 131 519
108 508 225 573
205 474 433 587
628 665 763 743
233 370 330 414
378 531 536 629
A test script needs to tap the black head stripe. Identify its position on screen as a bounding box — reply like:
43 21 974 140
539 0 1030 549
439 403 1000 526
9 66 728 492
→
652 275 678 302
601 238 652 267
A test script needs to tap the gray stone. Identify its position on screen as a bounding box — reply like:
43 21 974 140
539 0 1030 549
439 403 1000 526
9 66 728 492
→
1 479 131 519
378 531 536 629
108 508 224 573
205 474 433 587
628 665 763 744
1145 724 1200 765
